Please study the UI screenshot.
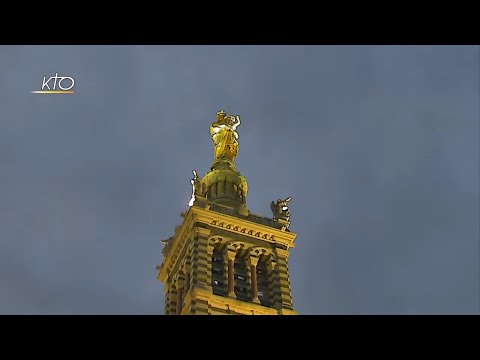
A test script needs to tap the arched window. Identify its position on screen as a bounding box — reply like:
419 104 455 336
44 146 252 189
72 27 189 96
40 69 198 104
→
211 248 227 296
257 259 271 307
234 255 250 301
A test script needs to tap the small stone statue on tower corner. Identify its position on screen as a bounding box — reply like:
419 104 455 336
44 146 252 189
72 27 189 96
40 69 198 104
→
270 197 292 228
188 170 201 207
161 236 174 257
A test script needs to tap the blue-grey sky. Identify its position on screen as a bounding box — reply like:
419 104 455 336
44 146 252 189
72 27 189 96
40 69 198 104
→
0 45 478 314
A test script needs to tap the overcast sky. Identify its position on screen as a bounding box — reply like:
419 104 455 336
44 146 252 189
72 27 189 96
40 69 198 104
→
0 45 478 314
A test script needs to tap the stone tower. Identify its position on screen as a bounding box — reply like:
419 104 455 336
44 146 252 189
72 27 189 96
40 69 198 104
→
156 110 297 315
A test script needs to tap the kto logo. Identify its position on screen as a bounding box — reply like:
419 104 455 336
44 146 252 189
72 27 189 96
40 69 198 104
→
31 73 75 94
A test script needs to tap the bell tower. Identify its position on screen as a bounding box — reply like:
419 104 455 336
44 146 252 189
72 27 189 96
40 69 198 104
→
156 110 298 315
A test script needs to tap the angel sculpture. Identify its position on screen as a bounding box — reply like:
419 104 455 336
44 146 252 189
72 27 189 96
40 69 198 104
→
270 197 292 228
188 170 201 207
161 236 174 256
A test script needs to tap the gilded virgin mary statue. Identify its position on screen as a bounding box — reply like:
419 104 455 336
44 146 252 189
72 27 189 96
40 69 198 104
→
210 109 241 161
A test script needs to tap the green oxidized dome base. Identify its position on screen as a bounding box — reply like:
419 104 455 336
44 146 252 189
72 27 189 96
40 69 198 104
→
200 159 249 213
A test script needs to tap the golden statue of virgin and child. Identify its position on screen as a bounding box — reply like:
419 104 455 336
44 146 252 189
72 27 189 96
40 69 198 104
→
209 109 241 162
186 110 291 227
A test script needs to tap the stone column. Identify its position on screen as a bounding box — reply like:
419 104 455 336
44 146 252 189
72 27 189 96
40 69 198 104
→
274 248 294 310
176 277 184 315
184 268 190 293
249 255 260 304
176 288 183 314
192 226 212 292
163 283 170 315
227 248 237 298
183 246 191 295
268 259 280 309
168 285 177 315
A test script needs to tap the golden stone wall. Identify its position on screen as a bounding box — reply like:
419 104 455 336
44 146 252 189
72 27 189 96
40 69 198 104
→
157 205 297 315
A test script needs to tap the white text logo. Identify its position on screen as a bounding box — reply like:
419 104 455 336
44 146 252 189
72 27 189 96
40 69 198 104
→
31 73 75 94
